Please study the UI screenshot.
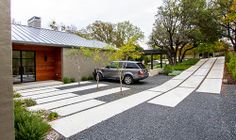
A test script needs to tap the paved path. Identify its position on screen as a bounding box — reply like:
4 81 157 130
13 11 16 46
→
15 57 226 139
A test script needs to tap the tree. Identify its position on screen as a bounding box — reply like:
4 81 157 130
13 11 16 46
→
114 21 144 48
81 21 115 44
149 0 220 65
49 20 77 33
49 20 58 31
76 21 144 48
211 0 236 51
111 36 143 92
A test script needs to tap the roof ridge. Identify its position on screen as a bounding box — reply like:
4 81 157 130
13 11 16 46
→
11 23 84 37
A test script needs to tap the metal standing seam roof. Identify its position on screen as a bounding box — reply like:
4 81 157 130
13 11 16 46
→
11 24 108 49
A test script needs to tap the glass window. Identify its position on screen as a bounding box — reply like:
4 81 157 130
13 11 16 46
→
109 62 119 68
126 63 139 69
137 63 146 69
22 51 34 58
22 59 34 67
13 51 20 58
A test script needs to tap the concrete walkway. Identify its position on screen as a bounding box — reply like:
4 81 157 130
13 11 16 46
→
15 57 225 139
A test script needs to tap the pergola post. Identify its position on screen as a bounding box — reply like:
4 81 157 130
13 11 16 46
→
160 53 163 68
151 53 153 69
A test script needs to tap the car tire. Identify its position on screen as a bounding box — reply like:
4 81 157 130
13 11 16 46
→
124 75 133 85
96 73 103 81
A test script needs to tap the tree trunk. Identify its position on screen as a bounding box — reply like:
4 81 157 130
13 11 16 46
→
180 43 198 62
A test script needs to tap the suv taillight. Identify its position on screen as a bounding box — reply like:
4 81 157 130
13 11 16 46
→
138 70 144 75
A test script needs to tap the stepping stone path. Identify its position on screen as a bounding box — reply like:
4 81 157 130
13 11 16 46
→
14 57 225 139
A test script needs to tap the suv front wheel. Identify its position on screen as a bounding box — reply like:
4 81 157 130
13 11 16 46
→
123 75 133 85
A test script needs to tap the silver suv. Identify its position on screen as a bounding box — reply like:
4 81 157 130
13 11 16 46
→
93 61 149 85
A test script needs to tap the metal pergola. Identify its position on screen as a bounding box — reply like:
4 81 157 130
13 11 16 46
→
143 49 166 69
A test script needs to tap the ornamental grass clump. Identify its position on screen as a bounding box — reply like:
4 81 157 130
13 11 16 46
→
14 100 50 140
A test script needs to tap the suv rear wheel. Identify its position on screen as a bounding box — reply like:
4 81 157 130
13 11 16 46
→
124 75 133 85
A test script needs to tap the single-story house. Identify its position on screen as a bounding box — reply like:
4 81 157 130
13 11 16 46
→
12 16 107 83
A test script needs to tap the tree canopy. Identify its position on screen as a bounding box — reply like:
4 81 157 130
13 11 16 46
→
149 0 221 65
77 21 144 48
211 0 236 51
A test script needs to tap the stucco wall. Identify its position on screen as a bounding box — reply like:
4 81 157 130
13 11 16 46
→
0 0 14 139
62 48 109 81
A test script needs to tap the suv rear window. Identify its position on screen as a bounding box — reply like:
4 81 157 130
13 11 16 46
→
126 63 139 69
137 63 146 69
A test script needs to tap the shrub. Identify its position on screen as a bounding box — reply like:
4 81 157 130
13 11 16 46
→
62 77 71 84
14 99 37 107
87 75 94 80
181 58 199 65
14 92 22 98
23 98 37 107
70 78 76 83
47 112 59 121
163 58 199 75
163 65 173 74
81 76 88 81
226 52 236 80
63 77 76 84
14 101 50 140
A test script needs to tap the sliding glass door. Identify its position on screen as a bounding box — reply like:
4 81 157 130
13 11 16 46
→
13 50 36 83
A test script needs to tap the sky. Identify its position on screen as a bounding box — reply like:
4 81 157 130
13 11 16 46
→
11 0 162 49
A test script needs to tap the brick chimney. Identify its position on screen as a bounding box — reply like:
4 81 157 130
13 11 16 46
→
27 16 41 28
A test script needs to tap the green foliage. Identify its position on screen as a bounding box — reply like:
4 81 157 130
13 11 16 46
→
76 20 144 48
81 76 88 81
226 52 236 80
180 58 199 66
14 92 22 98
47 112 59 121
70 78 76 83
15 98 37 107
63 77 70 84
163 65 173 74
63 77 76 84
168 71 182 76
23 98 37 107
164 58 199 74
112 36 143 61
14 101 50 140
149 0 221 64
87 75 94 80
195 41 229 53
81 75 94 81
213 0 236 51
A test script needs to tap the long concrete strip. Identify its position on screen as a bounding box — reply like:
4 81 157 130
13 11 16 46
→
14 80 63 91
50 90 163 138
148 79 183 92
197 57 225 94
20 88 60 97
197 79 223 94
18 81 92 96
22 84 108 100
148 58 216 107
51 100 105 116
148 87 195 107
36 93 78 104
28 87 129 111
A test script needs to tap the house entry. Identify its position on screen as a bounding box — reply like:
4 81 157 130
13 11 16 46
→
13 50 36 83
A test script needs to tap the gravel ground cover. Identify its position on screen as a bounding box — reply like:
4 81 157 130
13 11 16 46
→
67 83 236 140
